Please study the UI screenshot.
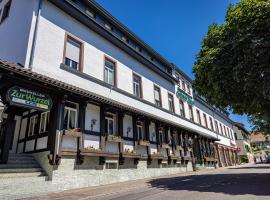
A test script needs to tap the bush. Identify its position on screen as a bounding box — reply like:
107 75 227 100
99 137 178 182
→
239 155 249 163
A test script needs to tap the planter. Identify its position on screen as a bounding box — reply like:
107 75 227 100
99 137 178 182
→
182 156 192 161
169 155 180 161
175 145 183 150
64 129 83 137
138 140 150 146
121 152 141 159
106 134 123 143
161 143 170 149
204 157 216 162
150 153 166 160
80 149 119 158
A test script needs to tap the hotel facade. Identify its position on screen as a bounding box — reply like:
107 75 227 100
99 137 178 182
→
0 0 238 191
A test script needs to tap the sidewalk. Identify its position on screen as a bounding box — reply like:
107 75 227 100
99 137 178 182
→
24 166 233 200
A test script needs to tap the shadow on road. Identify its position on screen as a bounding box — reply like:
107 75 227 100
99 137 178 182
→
148 172 270 196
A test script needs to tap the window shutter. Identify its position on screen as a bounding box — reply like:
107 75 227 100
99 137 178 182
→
66 38 80 63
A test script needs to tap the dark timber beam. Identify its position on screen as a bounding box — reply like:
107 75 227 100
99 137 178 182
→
0 106 16 163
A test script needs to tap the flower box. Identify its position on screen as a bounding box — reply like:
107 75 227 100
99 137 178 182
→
150 153 166 160
64 129 83 137
204 157 216 162
161 143 170 149
121 152 141 159
176 145 183 150
81 149 119 158
182 156 192 161
106 134 123 143
138 140 150 146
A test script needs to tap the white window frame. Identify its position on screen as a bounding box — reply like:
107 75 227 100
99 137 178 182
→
137 122 144 140
105 115 115 135
104 58 115 86
133 74 142 98
28 115 38 137
39 111 49 133
64 106 78 130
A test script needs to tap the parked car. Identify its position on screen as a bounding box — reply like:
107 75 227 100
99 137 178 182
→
265 155 270 163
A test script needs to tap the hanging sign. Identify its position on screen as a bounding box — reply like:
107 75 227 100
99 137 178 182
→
7 86 53 111
176 88 194 105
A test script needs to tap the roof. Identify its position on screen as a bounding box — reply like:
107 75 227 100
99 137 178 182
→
234 123 250 135
0 60 218 140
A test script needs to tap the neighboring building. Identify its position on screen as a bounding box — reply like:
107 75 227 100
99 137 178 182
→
233 123 253 163
0 0 238 192
250 132 270 150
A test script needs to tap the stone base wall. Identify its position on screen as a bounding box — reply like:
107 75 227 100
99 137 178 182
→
32 151 54 180
49 156 193 190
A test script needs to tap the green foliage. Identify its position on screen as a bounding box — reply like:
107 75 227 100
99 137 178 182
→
193 0 270 131
239 155 249 163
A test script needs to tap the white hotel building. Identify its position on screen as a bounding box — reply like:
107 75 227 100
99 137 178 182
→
0 0 238 192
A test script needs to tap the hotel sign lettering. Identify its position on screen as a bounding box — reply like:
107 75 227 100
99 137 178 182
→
176 89 194 105
7 86 53 111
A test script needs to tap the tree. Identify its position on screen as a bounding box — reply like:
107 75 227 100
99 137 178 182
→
193 0 270 134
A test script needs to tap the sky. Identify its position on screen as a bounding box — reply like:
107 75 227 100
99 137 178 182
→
95 0 251 130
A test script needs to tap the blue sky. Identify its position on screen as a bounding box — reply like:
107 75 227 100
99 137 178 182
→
96 0 251 130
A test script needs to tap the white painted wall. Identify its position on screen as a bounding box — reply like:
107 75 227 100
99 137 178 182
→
36 136 48 150
85 104 100 132
0 0 38 66
83 134 100 149
123 114 133 138
25 139 35 152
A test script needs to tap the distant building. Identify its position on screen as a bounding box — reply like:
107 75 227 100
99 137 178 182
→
233 123 253 163
250 133 270 150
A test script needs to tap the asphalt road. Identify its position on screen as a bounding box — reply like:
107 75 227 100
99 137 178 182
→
29 164 270 200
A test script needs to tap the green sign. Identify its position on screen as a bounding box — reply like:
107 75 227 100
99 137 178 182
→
176 89 194 105
7 86 53 111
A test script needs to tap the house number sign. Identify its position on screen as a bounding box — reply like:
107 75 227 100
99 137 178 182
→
7 86 53 111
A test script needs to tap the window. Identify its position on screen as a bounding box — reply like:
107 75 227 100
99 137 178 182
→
215 120 219 133
64 35 83 71
196 109 201 125
154 86 162 107
28 115 38 137
223 125 227 137
227 127 230 138
181 79 186 92
159 129 165 143
187 85 191 95
209 117 214 130
0 0 11 23
39 112 50 133
104 58 116 86
63 106 78 130
168 93 175 112
137 121 144 140
188 105 194 121
133 74 142 98
179 100 185 117
203 114 208 128
220 123 224 135
105 114 115 135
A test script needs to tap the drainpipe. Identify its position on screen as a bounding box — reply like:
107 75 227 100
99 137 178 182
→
28 0 43 69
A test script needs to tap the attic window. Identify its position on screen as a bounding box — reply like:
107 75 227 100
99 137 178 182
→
85 9 95 18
